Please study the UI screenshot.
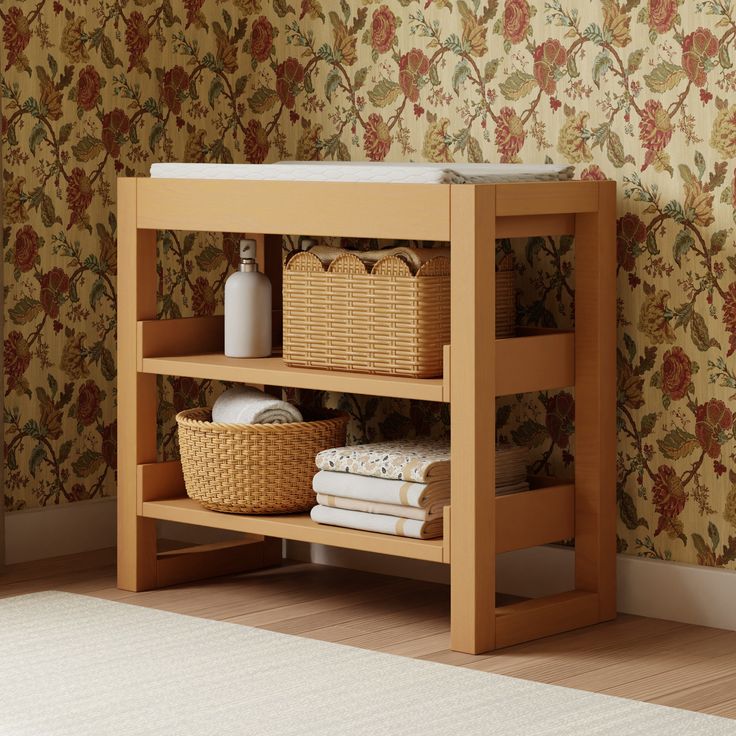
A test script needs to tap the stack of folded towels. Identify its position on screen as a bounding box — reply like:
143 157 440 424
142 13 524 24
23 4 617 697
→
310 439 529 539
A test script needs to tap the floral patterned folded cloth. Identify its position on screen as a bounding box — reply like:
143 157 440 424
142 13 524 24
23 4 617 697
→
315 440 528 484
315 440 451 482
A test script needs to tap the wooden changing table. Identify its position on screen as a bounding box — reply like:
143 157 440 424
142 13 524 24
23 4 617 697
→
117 177 616 654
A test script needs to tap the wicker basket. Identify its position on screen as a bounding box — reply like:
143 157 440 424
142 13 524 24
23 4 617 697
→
283 251 516 378
176 407 348 514
496 255 516 339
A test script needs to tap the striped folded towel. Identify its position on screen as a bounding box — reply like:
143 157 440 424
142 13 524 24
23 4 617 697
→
312 470 449 509
315 493 443 521
310 506 443 540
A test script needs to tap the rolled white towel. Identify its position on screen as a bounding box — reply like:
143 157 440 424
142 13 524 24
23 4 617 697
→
211 386 303 425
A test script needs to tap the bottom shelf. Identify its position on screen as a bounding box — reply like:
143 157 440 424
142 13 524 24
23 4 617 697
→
141 497 446 563
140 476 574 565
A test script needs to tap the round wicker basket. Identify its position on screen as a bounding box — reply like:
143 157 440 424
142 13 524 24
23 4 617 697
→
176 408 349 514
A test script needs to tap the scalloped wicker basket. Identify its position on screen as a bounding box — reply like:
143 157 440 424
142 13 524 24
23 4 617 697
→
283 251 515 378
176 408 349 514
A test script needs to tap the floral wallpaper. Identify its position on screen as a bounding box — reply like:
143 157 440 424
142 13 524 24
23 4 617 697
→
2 0 736 570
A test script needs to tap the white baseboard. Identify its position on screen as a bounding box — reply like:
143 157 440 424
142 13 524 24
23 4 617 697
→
285 541 736 632
4 497 117 565
7 504 735 632
3 499 239 565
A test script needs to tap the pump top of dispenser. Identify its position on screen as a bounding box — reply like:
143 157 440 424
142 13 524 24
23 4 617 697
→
239 238 258 272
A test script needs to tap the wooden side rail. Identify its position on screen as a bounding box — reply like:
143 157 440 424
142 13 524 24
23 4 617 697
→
495 590 599 648
495 483 574 554
137 316 224 367
135 178 452 241
495 331 574 396
444 331 574 403
137 460 184 512
156 538 282 588
495 213 575 239
441 481 574 562
495 181 598 216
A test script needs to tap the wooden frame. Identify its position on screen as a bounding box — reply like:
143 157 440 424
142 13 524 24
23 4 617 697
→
117 177 616 654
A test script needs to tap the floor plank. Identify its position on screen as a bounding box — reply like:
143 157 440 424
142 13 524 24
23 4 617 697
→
1 550 734 720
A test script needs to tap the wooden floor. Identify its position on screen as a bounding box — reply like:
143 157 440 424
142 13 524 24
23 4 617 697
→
2 549 735 720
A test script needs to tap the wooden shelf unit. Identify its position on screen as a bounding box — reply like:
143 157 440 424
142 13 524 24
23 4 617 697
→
118 177 616 655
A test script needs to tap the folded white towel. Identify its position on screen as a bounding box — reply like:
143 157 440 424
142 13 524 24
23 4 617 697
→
312 471 449 508
315 494 444 521
211 386 302 425
310 505 442 539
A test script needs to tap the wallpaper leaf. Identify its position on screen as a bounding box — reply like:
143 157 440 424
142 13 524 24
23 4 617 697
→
2 0 735 569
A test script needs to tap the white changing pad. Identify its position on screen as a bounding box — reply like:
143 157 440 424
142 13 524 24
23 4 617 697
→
149 161 575 184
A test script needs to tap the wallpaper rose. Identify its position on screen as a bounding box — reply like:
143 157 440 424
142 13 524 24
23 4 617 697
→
2 0 736 569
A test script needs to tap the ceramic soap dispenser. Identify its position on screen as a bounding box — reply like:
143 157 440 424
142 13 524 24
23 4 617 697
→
224 238 272 358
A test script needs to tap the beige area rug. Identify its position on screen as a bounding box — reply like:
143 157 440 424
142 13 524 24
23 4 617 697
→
1 592 732 735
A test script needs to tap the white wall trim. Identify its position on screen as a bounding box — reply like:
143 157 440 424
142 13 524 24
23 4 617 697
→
4 497 117 565
7 505 735 632
3 499 243 565
285 541 736 632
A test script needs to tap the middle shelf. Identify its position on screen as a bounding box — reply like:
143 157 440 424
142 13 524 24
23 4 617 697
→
138 317 575 401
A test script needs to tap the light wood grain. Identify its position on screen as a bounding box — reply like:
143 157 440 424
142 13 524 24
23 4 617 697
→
137 316 224 367
573 180 617 620
156 538 282 588
495 181 598 216
495 213 575 239
450 185 496 654
139 333 574 401
141 353 445 402
136 179 451 240
253 232 284 347
117 179 158 591
495 484 574 553
142 497 446 563
137 460 184 510
495 591 599 649
495 331 574 396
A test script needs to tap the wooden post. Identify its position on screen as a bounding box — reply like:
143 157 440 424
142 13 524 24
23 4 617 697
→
252 233 284 350
117 178 159 591
450 185 496 653
573 180 617 620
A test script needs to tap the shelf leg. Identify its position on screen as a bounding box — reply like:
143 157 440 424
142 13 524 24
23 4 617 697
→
253 232 284 350
117 178 159 591
574 180 617 621
449 185 496 654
